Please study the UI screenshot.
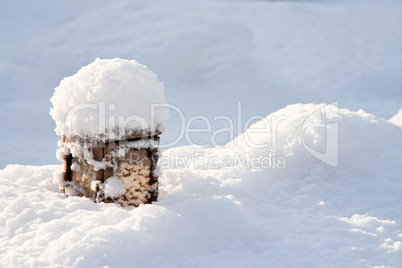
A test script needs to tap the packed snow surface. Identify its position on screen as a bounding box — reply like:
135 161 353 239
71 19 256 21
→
1 104 402 267
50 58 167 140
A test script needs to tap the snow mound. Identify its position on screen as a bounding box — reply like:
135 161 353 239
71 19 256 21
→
2 103 402 267
229 103 402 169
50 58 168 140
389 108 402 128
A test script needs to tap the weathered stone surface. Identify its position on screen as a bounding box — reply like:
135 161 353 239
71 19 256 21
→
71 156 97 199
60 135 159 207
116 148 152 206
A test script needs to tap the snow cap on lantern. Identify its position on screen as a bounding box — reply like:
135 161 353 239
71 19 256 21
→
50 58 168 141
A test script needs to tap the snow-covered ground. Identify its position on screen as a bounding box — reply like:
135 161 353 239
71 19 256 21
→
1 104 402 267
1 0 402 267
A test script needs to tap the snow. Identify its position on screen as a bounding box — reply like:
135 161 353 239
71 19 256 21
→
389 109 402 128
103 176 126 198
50 58 167 140
1 104 402 267
1 0 402 267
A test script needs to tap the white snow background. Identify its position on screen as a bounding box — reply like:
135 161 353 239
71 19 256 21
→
1 0 402 267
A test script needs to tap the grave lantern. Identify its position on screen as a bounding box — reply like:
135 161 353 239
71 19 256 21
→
50 58 168 206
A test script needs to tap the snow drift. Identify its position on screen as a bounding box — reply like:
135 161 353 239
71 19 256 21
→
389 109 402 128
1 103 401 267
